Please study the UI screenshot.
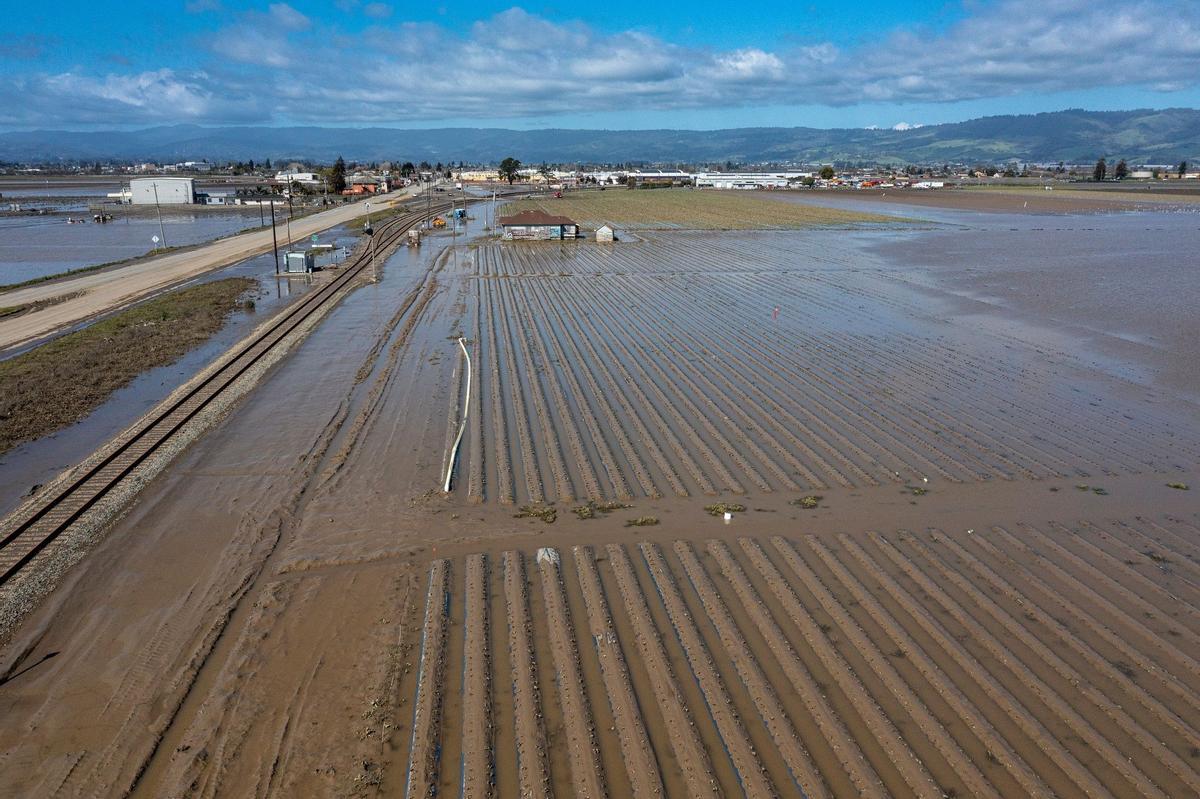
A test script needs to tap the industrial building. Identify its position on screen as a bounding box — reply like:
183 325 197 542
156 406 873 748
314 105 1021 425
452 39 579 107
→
695 171 813 189
497 210 579 240
128 177 196 205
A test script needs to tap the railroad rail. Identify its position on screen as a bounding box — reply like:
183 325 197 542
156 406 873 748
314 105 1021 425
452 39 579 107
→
0 195 469 587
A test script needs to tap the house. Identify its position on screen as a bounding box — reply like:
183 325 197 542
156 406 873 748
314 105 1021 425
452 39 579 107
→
497 210 579 240
595 224 615 243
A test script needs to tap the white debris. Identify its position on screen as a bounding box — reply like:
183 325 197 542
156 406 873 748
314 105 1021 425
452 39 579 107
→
536 547 560 567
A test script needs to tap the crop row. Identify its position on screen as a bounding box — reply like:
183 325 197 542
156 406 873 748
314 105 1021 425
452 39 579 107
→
401 521 1200 796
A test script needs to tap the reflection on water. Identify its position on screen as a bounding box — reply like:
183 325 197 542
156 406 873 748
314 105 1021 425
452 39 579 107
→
0 211 268 284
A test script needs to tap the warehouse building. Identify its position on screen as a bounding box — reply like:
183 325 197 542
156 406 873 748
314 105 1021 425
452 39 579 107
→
497 210 579 240
128 177 196 205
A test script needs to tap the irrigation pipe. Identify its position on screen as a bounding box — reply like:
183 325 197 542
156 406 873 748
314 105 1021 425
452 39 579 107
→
442 336 471 492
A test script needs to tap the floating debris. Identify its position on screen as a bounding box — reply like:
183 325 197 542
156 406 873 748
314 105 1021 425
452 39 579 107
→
572 500 632 519
703 502 747 517
1167 482 1189 490
515 503 557 523
791 495 823 509
624 516 659 527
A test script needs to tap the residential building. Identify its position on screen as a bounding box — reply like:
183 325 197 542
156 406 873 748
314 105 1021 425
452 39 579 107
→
497 210 579 240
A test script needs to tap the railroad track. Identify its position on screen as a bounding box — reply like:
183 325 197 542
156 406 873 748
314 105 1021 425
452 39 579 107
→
0 195 467 587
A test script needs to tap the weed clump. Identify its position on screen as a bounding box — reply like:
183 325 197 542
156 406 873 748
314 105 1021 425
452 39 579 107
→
703 502 747 517
1167 482 1189 490
572 500 631 519
791 495 823 509
625 516 659 527
909 485 928 496
515 503 557 523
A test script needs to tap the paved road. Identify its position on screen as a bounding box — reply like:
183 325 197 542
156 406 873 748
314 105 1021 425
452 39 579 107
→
0 186 421 351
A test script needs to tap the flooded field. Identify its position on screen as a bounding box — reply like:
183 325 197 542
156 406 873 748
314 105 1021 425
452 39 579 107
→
458 230 1198 503
0 196 1197 797
402 518 1200 798
0 211 271 285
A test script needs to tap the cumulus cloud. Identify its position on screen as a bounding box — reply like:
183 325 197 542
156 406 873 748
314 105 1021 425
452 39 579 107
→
6 0 1200 126
0 69 261 126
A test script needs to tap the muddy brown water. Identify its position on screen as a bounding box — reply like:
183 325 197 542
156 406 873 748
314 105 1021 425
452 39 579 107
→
0 200 1198 797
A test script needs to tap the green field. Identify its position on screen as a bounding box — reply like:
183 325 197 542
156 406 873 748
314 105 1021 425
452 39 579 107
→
500 188 903 230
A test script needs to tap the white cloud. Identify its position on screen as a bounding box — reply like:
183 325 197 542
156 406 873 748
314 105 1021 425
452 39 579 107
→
0 69 260 126
363 2 392 19
891 122 923 131
6 0 1200 126
268 3 311 31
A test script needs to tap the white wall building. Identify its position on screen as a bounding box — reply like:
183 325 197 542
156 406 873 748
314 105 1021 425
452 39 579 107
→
695 171 813 189
128 177 196 205
275 171 323 186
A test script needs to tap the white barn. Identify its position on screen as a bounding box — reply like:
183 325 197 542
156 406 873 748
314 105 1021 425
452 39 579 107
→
128 177 196 205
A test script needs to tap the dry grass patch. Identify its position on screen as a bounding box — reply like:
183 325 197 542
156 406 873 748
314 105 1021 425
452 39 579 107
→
501 189 902 230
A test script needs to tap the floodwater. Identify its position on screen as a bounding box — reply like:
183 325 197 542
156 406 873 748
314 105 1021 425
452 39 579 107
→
840 205 1200 401
2 197 1199 797
0 211 275 285
0 220 365 514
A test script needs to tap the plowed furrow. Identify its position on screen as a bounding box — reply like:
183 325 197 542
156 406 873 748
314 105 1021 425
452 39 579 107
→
738 538 941 798
572 546 663 799
639 542 777 797
673 542 829 798
405 559 451 799
461 554 493 798
605 544 722 799
537 549 606 797
502 551 552 799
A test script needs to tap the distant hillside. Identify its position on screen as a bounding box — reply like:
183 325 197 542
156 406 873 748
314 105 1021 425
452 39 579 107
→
2 109 1198 165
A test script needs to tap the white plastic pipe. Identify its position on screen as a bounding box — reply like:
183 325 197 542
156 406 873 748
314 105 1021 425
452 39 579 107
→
442 336 471 492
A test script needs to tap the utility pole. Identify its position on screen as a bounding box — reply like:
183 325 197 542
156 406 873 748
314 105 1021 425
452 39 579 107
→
152 181 167 250
285 192 293 246
364 202 376 282
270 197 279 275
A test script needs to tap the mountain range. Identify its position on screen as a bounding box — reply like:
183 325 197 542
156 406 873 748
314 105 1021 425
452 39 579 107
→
1 109 1197 165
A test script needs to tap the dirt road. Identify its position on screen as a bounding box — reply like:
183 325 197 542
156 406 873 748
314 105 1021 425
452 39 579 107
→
0 187 418 350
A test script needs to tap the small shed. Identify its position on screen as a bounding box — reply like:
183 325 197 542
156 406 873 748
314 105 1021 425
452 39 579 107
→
595 224 615 243
284 250 316 274
497 210 579 241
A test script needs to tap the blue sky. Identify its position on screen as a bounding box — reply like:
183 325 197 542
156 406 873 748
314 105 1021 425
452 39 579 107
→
2 0 1198 130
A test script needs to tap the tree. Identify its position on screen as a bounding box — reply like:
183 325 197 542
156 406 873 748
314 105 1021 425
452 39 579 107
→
819 165 835 180
328 156 346 193
264 158 272 170
1093 158 1107 182
498 157 521 184
538 162 553 184
1114 159 1128 180
1180 161 1189 177
399 161 416 178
